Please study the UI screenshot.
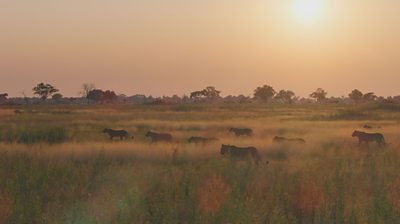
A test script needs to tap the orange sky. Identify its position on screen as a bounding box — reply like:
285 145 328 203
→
1 0 399 97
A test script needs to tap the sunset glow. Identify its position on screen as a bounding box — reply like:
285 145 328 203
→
292 0 323 25
1 2 400 222
0 1 400 97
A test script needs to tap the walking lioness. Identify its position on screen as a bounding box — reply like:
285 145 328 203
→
145 131 173 142
220 144 262 165
352 130 385 146
103 128 132 140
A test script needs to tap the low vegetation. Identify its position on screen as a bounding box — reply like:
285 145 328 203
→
0 104 400 223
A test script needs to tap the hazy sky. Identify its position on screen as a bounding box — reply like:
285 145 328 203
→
1 0 399 97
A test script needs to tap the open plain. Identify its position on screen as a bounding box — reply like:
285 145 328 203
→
1 104 400 223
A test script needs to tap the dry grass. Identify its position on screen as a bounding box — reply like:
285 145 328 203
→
294 175 325 215
1 104 400 223
196 174 231 215
0 191 13 223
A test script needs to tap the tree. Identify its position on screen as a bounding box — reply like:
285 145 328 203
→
33 83 59 101
254 85 276 102
0 93 7 99
87 89 117 103
103 90 117 102
363 92 377 102
348 89 363 104
52 93 63 103
87 89 105 103
275 90 295 103
190 91 204 100
0 93 8 104
202 86 221 99
79 83 96 97
190 86 221 102
310 88 327 103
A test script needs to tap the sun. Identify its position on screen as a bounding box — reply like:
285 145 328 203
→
292 0 323 25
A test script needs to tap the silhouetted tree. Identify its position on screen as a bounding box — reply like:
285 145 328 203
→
190 86 221 102
275 90 295 103
202 86 221 99
104 90 117 102
87 89 105 103
310 88 327 103
363 92 377 102
376 96 387 103
190 91 204 101
52 93 63 103
254 85 276 102
182 95 190 103
33 83 59 101
87 89 117 103
79 83 96 97
0 93 8 104
348 89 363 104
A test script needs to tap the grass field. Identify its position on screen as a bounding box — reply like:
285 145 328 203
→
1 103 400 223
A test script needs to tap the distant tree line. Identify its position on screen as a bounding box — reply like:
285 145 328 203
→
348 89 377 104
86 89 117 103
0 82 399 106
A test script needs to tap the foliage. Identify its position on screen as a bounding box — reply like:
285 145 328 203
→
32 83 59 101
253 84 276 102
310 88 327 102
275 90 296 103
79 83 96 97
349 89 363 104
202 86 221 99
52 93 63 102
190 86 221 102
0 93 8 104
364 92 377 102
87 89 117 103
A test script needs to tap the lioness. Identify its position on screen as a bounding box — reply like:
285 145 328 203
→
352 130 385 146
103 128 132 140
146 131 173 142
220 144 262 165
273 136 305 143
229 128 253 136
187 136 218 144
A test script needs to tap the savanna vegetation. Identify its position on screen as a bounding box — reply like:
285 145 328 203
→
1 103 400 223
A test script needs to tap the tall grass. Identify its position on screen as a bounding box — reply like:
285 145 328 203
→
1 127 68 144
0 104 400 223
1 145 400 223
